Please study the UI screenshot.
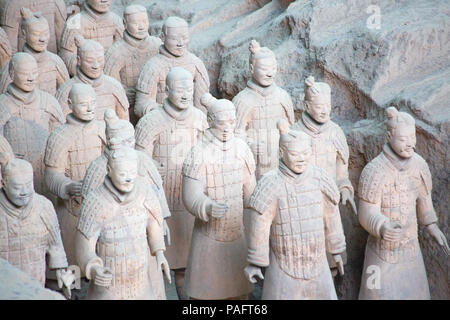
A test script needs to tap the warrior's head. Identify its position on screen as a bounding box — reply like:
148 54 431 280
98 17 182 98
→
123 4 149 40
385 106 416 159
9 52 38 92
87 0 111 14
106 144 138 194
161 16 189 57
0 153 34 207
20 8 50 53
104 109 135 148
278 119 312 174
249 40 277 87
68 83 96 122
201 93 236 142
304 76 331 124
75 35 104 79
166 67 193 110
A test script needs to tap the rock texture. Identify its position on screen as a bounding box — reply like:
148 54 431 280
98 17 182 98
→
0 258 65 300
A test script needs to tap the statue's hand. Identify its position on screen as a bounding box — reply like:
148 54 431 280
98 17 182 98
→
244 264 264 284
56 268 76 299
332 254 345 276
427 223 450 256
92 265 114 288
207 201 229 219
341 189 357 215
163 219 171 246
156 250 171 283
66 181 82 197
380 221 402 241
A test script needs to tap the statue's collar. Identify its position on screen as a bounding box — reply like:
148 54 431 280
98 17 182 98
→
0 189 34 220
76 67 104 88
301 111 330 135
382 143 413 171
247 79 276 97
104 176 137 204
162 98 193 121
123 30 149 50
23 44 48 64
6 83 37 105
278 159 310 184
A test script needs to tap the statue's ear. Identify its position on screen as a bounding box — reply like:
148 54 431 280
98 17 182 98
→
106 163 112 176
249 63 254 74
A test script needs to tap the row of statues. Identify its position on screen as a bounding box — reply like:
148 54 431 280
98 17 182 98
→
0 0 448 300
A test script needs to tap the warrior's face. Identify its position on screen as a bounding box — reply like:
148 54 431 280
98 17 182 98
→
78 48 104 79
125 12 149 40
108 159 138 193
167 78 193 110
70 92 96 122
251 57 277 87
23 20 49 52
3 173 34 207
164 26 189 57
210 109 236 142
88 0 111 13
388 124 416 159
280 141 311 174
12 57 38 92
305 94 331 124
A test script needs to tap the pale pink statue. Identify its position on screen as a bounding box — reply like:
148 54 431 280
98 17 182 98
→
0 52 64 195
0 154 74 297
56 36 130 121
291 76 356 274
0 27 12 69
82 109 171 300
75 145 171 300
233 40 295 180
135 67 208 300
44 83 106 267
134 16 210 117
0 8 69 95
59 0 124 76
358 107 449 300
0 0 66 54
181 93 256 300
244 120 346 299
104 4 162 122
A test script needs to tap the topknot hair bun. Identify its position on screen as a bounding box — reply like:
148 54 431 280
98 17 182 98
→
249 39 261 54
200 92 217 109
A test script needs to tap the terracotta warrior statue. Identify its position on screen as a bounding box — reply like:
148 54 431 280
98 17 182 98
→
104 4 162 122
0 8 69 95
75 145 171 300
0 154 74 296
244 120 346 299
82 109 171 300
0 0 66 54
134 16 210 117
233 40 295 180
135 67 208 300
181 93 256 300
56 36 129 121
291 76 356 275
59 0 124 76
358 107 449 300
44 83 106 267
0 52 64 195
0 27 12 69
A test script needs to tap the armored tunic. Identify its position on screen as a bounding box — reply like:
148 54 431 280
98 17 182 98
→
0 44 69 95
233 79 295 179
0 27 11 69
247 161 345 299
134 45 210 117
182 129 256 299
0 191 68 286
77 177 165 300
358 144 437 300
44 113 105 266
104 31 162 107
0 85 64 194
59 2 124 76
135 100 208 269
55 67 129 121
0 0 66 54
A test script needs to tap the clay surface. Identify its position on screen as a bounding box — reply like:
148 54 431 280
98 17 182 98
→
181 93 256 300
0 8 69 95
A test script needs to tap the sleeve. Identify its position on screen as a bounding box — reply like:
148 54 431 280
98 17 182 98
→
0 3 19 53
232 90 253 142
45 94 65 132
241 141 256 206
103 42 123 81
334 126 354 196
109 76 129 121
0 27 11 68
319 169 346 254
144 189 166 254
134 111 161 157
81 158 105 200
55 80 72 117
193 56 210 109
53 54 70 87
280 88 295 125
40 197 68 269
416 159 438 226
54 0 67 51
58 15 79 76
134 58 161 117
357 160 388 238
0 61 11 93
111 13 124 41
